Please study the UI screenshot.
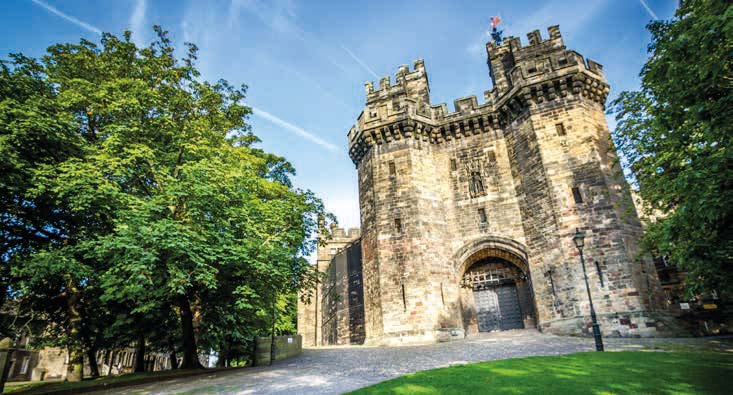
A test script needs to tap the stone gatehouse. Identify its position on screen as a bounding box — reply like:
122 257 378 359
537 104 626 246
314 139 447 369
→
298 25 677 346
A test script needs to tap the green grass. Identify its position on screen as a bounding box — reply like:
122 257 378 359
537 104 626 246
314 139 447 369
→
2 382 53 394
2 368 238 394
349 351 732 395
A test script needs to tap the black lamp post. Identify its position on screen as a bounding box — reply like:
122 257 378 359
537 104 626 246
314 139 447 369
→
573 228 604 352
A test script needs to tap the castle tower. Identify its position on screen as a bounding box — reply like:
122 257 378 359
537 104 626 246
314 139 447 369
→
344 25 674 345
297 225 362 346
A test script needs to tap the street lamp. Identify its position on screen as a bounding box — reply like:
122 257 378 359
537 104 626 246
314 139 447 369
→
573 228 604 351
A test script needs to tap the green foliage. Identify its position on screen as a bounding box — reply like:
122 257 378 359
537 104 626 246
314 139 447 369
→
350 351 732 395
1 26 331 371
610 0 733 296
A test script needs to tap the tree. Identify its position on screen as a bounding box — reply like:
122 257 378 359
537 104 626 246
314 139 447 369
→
2 27 330 377
611 0 732 296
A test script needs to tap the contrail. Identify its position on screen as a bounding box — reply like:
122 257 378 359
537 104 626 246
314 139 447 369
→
341 44 379 79
251 107 339 152
639 0 659 20
129 0 147 46
30 0 102 35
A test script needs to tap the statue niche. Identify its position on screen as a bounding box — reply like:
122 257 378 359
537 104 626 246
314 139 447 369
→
465 158 486 198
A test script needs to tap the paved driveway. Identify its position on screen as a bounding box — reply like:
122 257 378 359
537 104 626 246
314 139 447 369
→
92 330 731 395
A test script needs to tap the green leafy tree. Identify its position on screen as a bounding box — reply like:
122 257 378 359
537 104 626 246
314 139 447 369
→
611 0 732 296
2 27 330 376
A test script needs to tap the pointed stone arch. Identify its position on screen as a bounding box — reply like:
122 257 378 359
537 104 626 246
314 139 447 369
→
451 235 537 333
452 235 530 278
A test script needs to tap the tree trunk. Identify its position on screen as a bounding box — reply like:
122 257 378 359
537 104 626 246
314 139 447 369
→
177 295 202 369
81 328 99 378
216 343 227 368
65 285 84 382
85 347 100 378
66 346 83 382
169 349 178 370
106 350 114 376
134 333 146 373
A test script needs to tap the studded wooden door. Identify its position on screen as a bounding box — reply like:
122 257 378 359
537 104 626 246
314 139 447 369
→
496 285 524 330
473 284 523 332
473 286 501 332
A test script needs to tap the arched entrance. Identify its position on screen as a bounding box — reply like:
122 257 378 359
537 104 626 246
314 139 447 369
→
464 258 527 331
453 237 536 334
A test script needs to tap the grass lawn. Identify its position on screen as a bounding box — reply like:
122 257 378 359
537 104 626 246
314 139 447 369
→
2 367 238 394
349 351 732 395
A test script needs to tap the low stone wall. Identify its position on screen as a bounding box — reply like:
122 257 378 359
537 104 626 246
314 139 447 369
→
541 311 687 338
253 335 302 366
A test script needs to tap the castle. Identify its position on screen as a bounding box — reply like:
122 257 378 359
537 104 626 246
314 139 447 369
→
298 25 676 346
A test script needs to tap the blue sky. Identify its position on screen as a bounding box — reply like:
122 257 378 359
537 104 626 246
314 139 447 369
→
1 0 678 231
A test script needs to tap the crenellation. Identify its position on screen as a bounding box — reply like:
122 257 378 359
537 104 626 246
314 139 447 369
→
307 24 680 347
527 29 542 45
348 26 610 167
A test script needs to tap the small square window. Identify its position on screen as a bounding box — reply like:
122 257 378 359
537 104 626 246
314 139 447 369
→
450 159 457 171
388 161 396 175
478 208 487 224
572 187 583 204
370 110 378 118
487 151 496 162
395 218 403 233
558 58 568 66
555 123 566 136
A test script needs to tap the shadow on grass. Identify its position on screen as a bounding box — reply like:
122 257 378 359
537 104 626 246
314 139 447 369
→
349 351 732 395
4 368 240 395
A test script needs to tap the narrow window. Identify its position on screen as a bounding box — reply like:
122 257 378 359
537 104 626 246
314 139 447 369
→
388 161 396 176
395 218 402 233
555 123 566 136
572 186 583 204
478 208 487 224
440 282 445 306
401 283 407 312
450 159 457 171
487 151 497 163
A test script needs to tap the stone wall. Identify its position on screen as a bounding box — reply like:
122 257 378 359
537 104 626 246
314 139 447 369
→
322 240 366 345
297 226 361 346
344 25 677 344
253 335 302 366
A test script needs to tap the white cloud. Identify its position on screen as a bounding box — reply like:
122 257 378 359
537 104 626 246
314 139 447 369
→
228 0 354 77
129 0 147 46
30 0 102 35
639 0 659 20
251 107 339 152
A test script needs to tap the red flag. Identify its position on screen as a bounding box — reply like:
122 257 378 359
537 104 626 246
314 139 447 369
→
490 16 501 27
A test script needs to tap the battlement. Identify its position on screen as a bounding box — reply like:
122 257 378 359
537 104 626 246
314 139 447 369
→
365 59 427 98
328 225 361 240
347 24 610 166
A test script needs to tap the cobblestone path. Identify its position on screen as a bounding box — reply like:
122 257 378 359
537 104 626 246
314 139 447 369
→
91 330 732 395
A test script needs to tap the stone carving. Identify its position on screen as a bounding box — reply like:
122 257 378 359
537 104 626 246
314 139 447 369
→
301 25 676 347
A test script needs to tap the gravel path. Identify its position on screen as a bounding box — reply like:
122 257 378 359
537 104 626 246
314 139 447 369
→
89 330 732 395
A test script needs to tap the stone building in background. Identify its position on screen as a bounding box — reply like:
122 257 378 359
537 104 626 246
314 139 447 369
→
299 25 679 346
